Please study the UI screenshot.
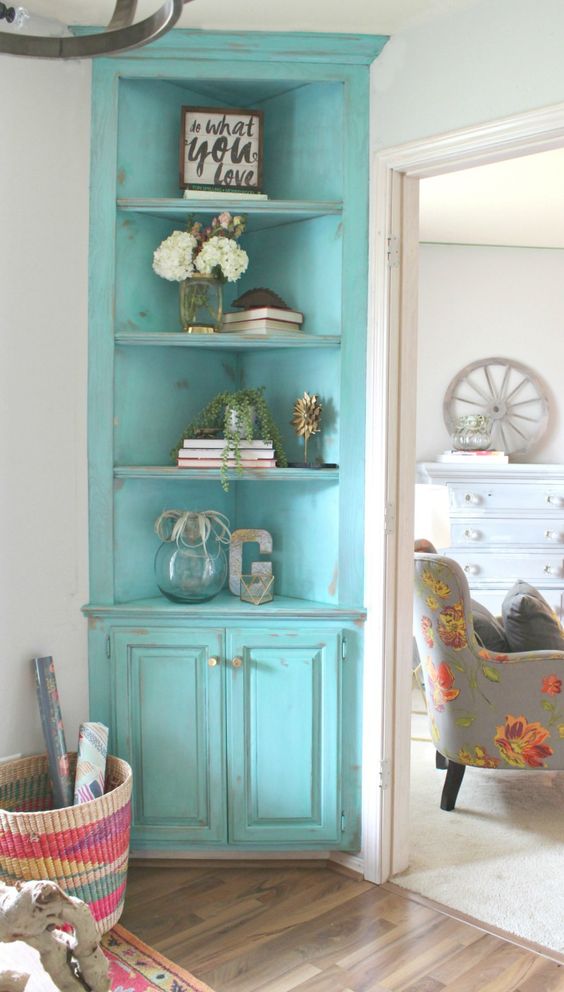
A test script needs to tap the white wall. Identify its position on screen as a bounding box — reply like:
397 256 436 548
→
371 0 564 150
0 56 91 757
5 0 564 759
416 243 564 462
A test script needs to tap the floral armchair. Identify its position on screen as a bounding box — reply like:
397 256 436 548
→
413 551 564 810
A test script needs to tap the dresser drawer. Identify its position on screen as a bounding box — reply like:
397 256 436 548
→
446 550 564 583
450 517 564 547
449 483 564 512
469 586 564 620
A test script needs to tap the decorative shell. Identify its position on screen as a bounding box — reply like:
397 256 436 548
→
231 287 289 310
291 392 322 441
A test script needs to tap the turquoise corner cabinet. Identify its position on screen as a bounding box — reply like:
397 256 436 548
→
83 29 387 853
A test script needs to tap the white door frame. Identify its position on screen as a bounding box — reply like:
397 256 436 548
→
362 101 564 884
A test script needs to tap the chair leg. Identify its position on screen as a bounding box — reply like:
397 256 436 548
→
435 750 448 770
440 760 466 811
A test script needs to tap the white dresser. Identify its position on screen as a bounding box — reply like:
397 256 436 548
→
417 463 564 617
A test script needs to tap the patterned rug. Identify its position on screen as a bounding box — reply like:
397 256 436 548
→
102 924 214 992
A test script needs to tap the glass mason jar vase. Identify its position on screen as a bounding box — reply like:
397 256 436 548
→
154 510 230 603
179 274 223 334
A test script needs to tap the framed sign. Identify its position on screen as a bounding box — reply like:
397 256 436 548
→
180 105 263 192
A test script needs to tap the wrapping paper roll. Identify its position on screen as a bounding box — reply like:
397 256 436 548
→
33 656 73 809
74 722 109 804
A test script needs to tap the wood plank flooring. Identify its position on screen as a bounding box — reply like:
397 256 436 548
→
121 864 564 992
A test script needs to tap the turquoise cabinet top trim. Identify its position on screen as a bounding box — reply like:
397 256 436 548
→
77 28 388 64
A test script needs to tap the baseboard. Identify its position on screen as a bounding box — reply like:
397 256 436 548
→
129 850 330 868
327 851 365 880
383 882 564 965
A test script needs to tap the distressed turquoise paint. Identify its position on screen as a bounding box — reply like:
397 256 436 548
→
339 68 371 606
113 479 234 603
76 28 388 64
84 597 365 622
86 29 380 852
115 331 341 350
232 216 342 335
88 615 362 850
228 628 340 845
235 481 339 604
113 467 340 482
117 199 343 228
113 627 227 845
113 348 237 464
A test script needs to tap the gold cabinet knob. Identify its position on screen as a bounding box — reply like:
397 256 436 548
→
208 657 219 667
232 656 243 668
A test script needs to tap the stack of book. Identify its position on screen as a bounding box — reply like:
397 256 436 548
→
178 438 277 468
222 306 304 335
438 449 508 464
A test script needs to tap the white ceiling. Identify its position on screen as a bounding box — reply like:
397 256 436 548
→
13 0 483 36
420 148 564 249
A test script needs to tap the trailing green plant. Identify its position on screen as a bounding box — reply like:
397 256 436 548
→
174 386 288 491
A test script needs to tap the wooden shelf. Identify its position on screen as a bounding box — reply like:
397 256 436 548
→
83 591 365 622
114 466 339 481
117 197 343 232
115 331 341 350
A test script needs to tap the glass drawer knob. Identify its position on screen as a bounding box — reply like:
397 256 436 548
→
208 657 219 667
232 656 243 668
463 529 479 540
546 494 564 506
464 492 479 504
545 530 559 541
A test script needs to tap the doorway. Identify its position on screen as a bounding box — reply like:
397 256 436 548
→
362 101 564 890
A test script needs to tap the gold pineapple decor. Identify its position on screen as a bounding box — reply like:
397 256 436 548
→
291 391 322 465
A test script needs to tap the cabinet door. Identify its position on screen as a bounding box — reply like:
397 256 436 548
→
227 628 341 846
113 627 226 846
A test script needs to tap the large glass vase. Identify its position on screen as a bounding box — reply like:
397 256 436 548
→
179 274 223 334
154 510 230 603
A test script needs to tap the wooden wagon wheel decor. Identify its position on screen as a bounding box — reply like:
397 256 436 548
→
443 357 549 457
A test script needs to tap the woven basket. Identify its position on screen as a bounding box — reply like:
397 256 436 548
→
0 752 132 934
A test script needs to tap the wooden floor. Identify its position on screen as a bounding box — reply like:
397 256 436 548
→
121 863 564 992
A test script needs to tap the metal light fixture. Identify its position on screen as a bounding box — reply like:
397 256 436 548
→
0 0 193 58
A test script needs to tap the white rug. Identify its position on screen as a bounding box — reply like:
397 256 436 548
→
392 740 564 952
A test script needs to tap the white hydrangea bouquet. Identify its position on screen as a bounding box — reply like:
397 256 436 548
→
152 211 248 283
153 212 248 332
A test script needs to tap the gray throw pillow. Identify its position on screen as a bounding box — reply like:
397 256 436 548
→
471 599 510 653
501 580 564 652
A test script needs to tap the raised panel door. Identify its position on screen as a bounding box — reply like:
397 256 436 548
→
113 627 226 847
227 628 341 846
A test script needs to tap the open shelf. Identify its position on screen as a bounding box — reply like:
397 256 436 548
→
115 331 341 350
114 466 339 481
117 198 343 232
83 591 365 621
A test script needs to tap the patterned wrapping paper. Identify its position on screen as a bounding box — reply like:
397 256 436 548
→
33 655 73 809
74 721 109 804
